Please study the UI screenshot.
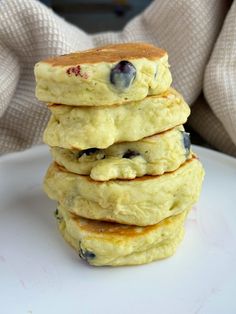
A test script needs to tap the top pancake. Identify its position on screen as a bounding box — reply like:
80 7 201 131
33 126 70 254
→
34 42 172 106
43 43 166 65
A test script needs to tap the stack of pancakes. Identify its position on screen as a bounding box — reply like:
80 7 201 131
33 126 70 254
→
35 43 204 266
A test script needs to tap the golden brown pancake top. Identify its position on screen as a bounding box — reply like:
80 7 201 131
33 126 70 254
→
41 43 167 66
70 212 177 237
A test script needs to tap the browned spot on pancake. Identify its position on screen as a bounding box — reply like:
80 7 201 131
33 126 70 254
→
47 103 55 107
69 211 178 237
54 162 69 173
39 43 166 66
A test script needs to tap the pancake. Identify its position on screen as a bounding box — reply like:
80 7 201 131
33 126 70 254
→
34 43 172 106
43 88 190 150
50 126 192 181
56 206 187 266
44 157 204 226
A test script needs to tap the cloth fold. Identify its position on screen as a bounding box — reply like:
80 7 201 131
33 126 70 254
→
0 0 235 156
189 94 236 156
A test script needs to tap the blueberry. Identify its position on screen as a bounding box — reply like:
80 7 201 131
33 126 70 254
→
76 148 99 158
110 61 136 90
154 65 158 79
54 208 62 222
122 150 140 159
79 246 96 262
182 131 191 156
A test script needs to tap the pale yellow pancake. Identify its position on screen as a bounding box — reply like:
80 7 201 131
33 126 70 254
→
44 88 190 150
57 207 187 266
44 157 204 226
50 126 192 181
34 43 172 106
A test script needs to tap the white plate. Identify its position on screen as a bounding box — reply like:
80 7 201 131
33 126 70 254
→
0 145 236 314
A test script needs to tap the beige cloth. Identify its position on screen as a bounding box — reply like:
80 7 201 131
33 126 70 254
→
0 0 236 156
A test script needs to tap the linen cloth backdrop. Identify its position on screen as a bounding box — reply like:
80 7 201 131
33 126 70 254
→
0 0 236 156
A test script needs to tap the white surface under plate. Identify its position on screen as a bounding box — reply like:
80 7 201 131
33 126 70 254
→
0 145 236 314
